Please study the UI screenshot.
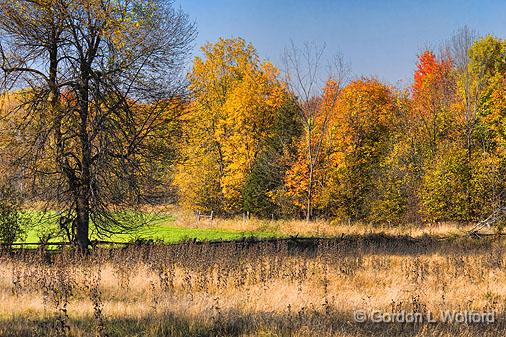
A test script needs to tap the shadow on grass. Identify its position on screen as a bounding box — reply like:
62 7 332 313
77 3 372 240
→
2 309 505 337
164 232 502 257
10 232 503 260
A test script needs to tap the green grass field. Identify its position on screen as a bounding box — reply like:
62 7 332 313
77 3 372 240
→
106 214 279 243
16 211 280 247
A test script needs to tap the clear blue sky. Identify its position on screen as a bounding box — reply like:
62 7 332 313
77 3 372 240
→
175 0 506 85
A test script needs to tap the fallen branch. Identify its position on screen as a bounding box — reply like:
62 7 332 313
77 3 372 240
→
468 206 506 237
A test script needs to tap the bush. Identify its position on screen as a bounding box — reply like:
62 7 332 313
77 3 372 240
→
0 186 24 249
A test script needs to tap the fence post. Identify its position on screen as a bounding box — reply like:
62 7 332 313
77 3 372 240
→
210 210 214 220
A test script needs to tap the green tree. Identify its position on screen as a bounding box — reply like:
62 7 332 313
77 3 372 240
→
243 99 302 217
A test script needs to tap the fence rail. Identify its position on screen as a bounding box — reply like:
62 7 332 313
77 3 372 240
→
196 210 214 221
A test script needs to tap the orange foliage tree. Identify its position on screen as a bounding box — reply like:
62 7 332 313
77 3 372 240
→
412 50 456 155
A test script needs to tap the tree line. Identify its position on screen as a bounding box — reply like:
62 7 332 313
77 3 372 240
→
177 33 505 225
0 1 503 250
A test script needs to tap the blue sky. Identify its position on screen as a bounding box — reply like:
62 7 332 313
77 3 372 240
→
175 0 506 85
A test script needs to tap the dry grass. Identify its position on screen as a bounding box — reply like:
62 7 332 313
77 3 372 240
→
2 234 506 336
174 208 484 239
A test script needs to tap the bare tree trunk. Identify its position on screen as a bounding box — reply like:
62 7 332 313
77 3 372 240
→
76 194 89 252
76 63 92 252
307 163 313 222
306 123 313 222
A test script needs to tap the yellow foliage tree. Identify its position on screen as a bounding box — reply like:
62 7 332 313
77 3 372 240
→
175 38 296 214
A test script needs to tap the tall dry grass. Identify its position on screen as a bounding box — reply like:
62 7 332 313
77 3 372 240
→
173 207 483 239
2 235 505 336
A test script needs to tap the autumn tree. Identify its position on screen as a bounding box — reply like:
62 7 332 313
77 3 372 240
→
467 35 506 218
410 49 462 222
446 27 478 159
323 79 397 221
176 38 300 216
0 0 196 251
412 50 455 155
416 34 505 223
468 35 506 154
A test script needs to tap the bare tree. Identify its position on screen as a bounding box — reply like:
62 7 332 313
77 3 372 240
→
444 27 479 159
0 0 196 251
282 41 349 221
442 27 479 220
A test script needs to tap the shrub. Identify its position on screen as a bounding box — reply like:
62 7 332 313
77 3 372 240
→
0 186 24 249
